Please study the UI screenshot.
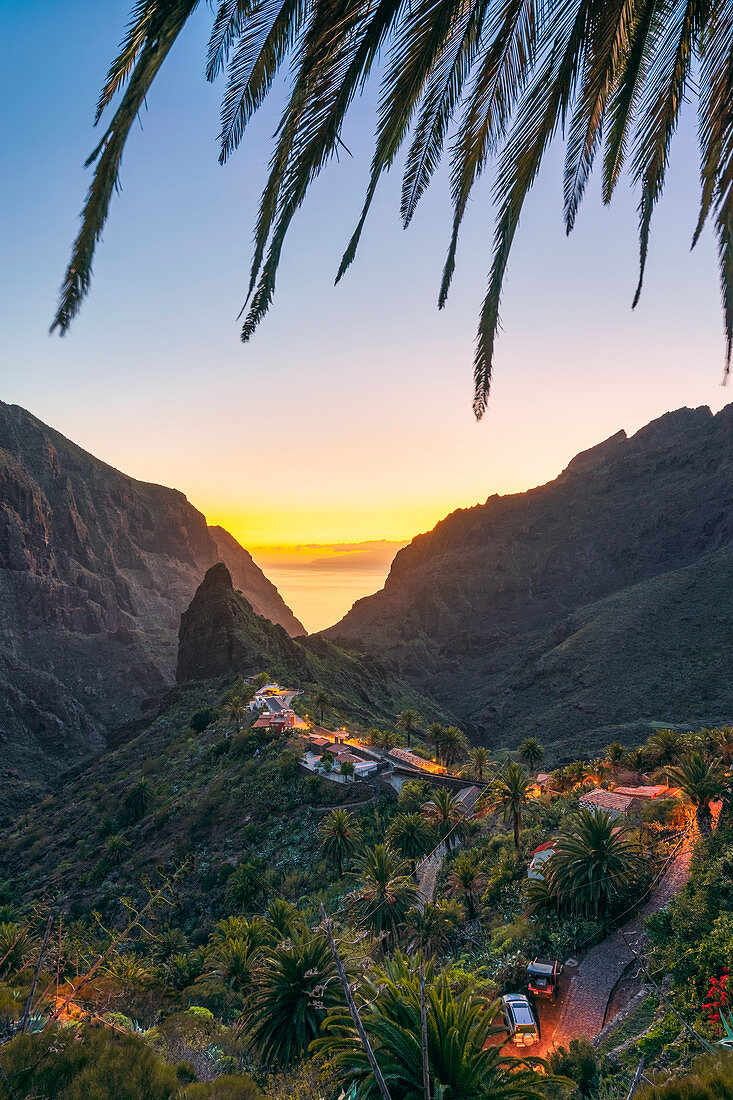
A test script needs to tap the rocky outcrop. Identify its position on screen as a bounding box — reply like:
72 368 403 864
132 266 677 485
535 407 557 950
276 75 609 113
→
176 563 305 682
324 404 733 753
208 526 305 637
0 401 303 807
176 564 448 729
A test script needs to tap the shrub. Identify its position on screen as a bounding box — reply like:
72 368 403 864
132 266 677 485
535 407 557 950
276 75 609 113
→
190 707 217 733
547 1038 603 1097
0 1025 179 1098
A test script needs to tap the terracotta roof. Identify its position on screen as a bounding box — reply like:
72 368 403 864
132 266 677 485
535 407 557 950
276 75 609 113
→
530 841 556 857
614 784 670 799
579 789 636 812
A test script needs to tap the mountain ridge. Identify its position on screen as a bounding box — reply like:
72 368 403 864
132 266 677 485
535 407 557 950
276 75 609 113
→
323 403 733 750
0 400 303 808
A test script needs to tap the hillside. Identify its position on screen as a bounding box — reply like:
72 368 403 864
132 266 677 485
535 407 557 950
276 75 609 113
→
0 563 446 917
0 401 303 807
324 404 733 753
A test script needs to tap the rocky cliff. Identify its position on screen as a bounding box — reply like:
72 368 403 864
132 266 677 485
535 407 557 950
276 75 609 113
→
176 562 447 726
324 404 733 753
0 401 302 808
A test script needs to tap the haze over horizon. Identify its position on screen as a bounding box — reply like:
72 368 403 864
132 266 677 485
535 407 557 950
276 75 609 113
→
2 0 731 629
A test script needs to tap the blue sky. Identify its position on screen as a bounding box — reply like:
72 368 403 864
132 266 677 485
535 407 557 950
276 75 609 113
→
1 0 730 626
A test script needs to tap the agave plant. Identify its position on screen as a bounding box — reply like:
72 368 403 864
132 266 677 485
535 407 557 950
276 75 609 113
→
55 0 733 416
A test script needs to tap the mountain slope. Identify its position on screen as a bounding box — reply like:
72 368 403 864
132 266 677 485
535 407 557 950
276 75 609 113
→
208 525 304 636
0 401 302 803
324 404 733 750
176 562 448 727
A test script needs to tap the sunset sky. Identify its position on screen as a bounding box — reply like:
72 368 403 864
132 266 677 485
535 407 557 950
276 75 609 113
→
2 0 730 630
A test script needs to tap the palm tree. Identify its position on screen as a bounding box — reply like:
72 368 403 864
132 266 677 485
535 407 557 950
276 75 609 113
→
564 759 592 788
122 778 154 823
518 738 544 772
385 813 436 872
319 808 362 878
446 852 487 920
544 807 644 919
422 788 465 846
439 725 469 766
469 746 491 784
312 689 331 726
57 0 733 419
550 768 573 795
427 722 446 761
203 916 269 1001
249 930 344 1066
404 900 464 955
604 742 627 778
666 752 726 836
226 695 246 732
489 761 530 850
347 845 419 948
625 748 649 786
648 728 685 770
265 898 304 941
714 727 733 767
314 954 545 1098
396 709 422 750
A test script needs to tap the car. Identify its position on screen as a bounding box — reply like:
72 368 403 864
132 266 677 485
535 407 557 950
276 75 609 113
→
501 993 540 1047
527 958 562 1003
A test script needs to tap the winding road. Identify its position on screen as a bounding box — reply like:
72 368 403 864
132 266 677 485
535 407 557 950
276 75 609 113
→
535 833 694 1055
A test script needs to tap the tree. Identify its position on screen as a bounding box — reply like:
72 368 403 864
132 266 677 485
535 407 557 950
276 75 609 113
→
312 689 331 726
421 788 465 846
539 807 644 919
714 727 733 767
56 0 733 420
226 696 247 732
340 760 355 781
249 930 345 1066
346 845 419 947
427 722 446 761
488 762 530 850
666 752 726 836
190 707 217 733
469 746 491 784
318 808 362 878
564 759 592 787
385 812 436 872
122 779 154 823
625 748 649 785
253 672 270 690
518 738 544 772
404 900 464 955
604 742 626 776
313 954 546 1098
447 852 487 920
266 898 304 941
396 710 422 750
439 725 469 766
648 727 686 769
203 916 270 1004
370 728 403 751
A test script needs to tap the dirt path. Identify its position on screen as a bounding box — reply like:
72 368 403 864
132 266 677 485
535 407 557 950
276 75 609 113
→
535 834 693 1056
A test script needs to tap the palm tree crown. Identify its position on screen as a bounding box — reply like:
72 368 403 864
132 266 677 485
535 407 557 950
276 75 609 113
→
666 752 726 836
347 844 419 947
396 709 422 749
540 807 644 919
385 812 437 869
319 808 362 878
488 761 530 850
518 737 544 771
55 0 733 416
422 788 465 845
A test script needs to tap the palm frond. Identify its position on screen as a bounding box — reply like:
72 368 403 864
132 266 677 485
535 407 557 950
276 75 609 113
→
52 0 199 335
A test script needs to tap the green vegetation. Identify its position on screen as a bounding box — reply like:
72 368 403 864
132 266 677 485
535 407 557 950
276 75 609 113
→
1 687 732 1097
